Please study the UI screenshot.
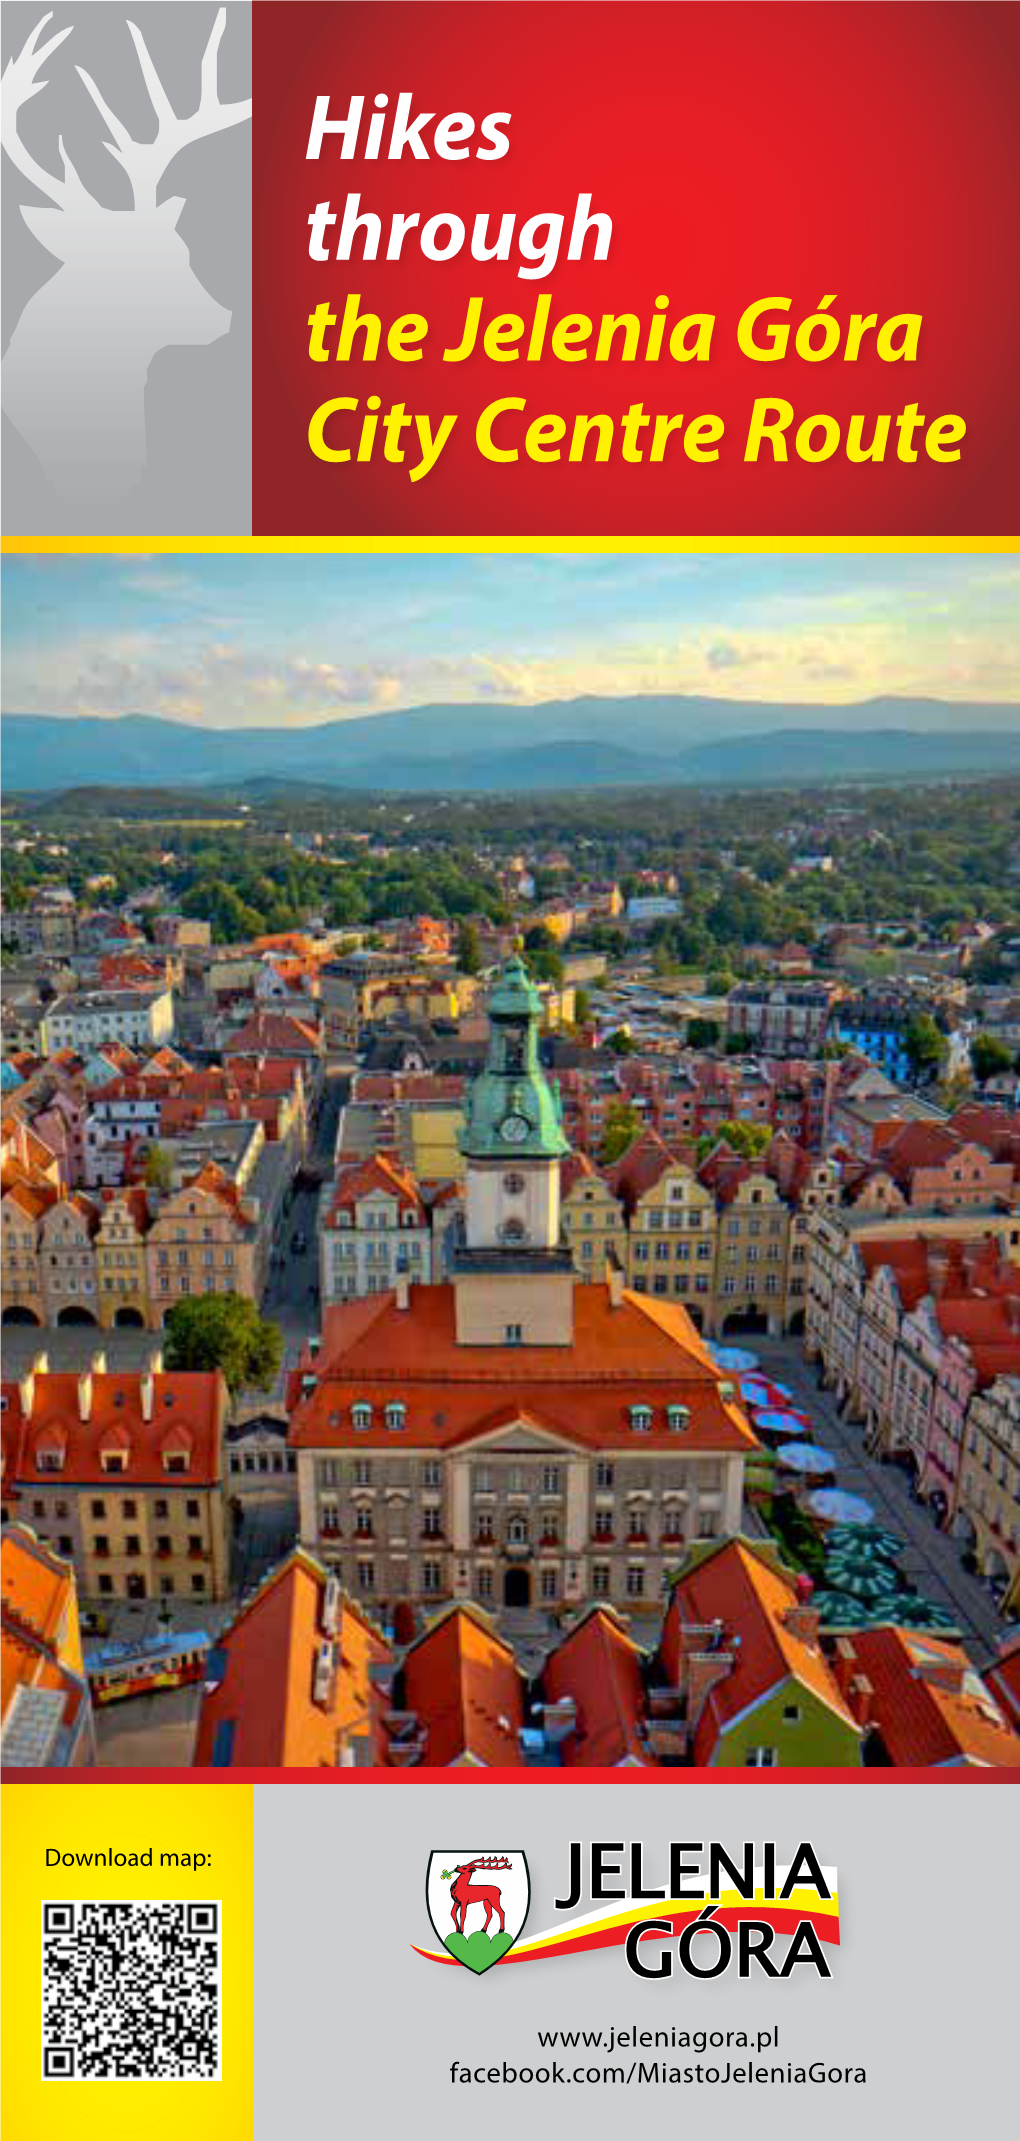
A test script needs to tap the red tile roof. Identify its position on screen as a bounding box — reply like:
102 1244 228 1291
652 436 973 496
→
193 1552 392 1769
844 1627 1020 1767
324 1152 424 1223
543 1608 648 1766
662 1539 857 1763
401 1606 524 1766
288 1282 758 1456
2 1372 226 1488
983 1632 1020 1730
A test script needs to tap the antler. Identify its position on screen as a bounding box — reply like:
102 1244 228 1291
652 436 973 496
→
1 13 82 206
76 5 250 207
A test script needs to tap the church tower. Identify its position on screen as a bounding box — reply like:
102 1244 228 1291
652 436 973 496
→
452 956 575 1345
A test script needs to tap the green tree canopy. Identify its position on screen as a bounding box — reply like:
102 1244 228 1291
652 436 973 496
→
163 1294 283 1395
970 1031 1014 1086
697 1120 773 1164
599 1100 645 1164
904 1013 949 1081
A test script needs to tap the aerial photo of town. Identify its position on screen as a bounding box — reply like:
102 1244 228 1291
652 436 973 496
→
2 550 1019 1772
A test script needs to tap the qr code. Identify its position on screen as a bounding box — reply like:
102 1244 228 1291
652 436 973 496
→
42 1901 221 2079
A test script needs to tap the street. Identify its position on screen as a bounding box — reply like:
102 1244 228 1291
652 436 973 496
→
750 1336 1007 1668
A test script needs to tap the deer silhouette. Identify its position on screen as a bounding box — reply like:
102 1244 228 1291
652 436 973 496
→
443 1856 511 1937
1 9 251 517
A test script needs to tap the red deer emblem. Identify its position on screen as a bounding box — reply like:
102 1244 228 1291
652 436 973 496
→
426 1850 531 1975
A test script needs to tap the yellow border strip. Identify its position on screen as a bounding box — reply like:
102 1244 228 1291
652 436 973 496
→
3 535 1019 556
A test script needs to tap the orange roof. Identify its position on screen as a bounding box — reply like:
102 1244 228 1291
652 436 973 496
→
983 1632 1020 1730
1 1526 87 1761
543 1608 648 1766
223 1010 320 1055
194 1552 392 1769
845 1627 1020 1767
605 1128 677 1212
3 1372 225 1488
289 1282 758 1456
325 1151 424 1222
662 1539 857 1761
402 1607 524 1766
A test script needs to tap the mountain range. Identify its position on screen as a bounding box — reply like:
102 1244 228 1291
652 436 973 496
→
3 697 1019 793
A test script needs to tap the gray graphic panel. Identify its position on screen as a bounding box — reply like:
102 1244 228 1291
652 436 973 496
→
1 1 251 535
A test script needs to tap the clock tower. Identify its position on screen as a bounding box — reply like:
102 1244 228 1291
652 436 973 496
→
452 956 575 1345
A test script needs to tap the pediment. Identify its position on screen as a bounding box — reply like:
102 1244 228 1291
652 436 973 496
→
457 1415 584 1456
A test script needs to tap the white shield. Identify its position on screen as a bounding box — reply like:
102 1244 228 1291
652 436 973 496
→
426 1849 531 1974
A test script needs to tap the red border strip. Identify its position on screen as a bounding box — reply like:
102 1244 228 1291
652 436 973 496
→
414 1903 839 1967
4 1764 1018 1784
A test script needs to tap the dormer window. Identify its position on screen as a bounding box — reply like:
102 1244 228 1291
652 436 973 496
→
101 1450 127 1473
36 1444 65 1474
352 1402 373 1431
719 1380 735 1399
385 1402 406 1432
629 1404 653 1433
667 1403 690 1433
163 1452 189 1474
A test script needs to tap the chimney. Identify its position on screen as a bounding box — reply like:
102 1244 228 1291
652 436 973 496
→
1003 1294 1020 1334
913 1652 966 1697
684 1648 738 1734
77 1369 93 1423
782 1603 821 1648
831 1644 875 1727
927 1244 951 1297
395 1274 410 1310
607 1260 625 1309
140 1370 155 1423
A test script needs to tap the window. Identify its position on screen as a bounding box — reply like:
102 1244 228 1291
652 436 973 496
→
423 1509 441 1538
385 1402 406 1432
508 1516 528 1545
474 1467 493 1494
593 1563 611 1597
90 1500 106 1519
357 1563 375 1593
164 1453 187 1475
594 1511 613 1539
626 1566 645 1597
186 1500 199 1519
352 1402 373 1431
629 1404 652 1432
745 1748 778 1768
423 1561 442 1594
97 1574 113 1596
154 1498 168 1520
354 1459 373 1487
628 1509 647 1539
541 1517 559 1546
595 1460 614 1490
540 1568 558 1601
541 1465 561 1495
477 1511 494 1543
477 1566 493 1599
783 1704 801 1723
121 1499 137 1518
503 1173 526 1196
191 1575 205 1596
505 1323 523 1345
423 1460 441 1489
355 1508 373 1537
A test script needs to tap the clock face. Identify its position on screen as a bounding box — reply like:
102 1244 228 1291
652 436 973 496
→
500 1113 530 1144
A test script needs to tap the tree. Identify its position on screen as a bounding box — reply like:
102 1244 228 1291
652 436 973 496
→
686 1016 720 1049
573 987 592 1027
970 1031 1013 1087
704 969 734 998
606 1028 636 1056
599 1100 645 1164
904 1013 948 1083
456 920 482 976
143 1143 172 1192
697 1120 773 1164
163 1294 283 1395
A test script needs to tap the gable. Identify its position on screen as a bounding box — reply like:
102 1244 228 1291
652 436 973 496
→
454 1416 587 1457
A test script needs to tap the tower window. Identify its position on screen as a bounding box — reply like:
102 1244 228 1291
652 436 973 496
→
503 1173 526 1196
505 1324 524 1345
499 1219 526 1245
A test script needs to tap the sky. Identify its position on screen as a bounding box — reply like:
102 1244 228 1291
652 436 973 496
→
2 553 1019 729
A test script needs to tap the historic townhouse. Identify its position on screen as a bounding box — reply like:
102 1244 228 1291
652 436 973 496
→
1 1181 53 1325
145 1165 256 1323
289 962 757 1623
711 1166 791 1337
318 1152 432 1307
624 1158 717 1329
1 1358 229 1605
559 1153 627 1280
955 1370 1020 1594
94 1187 152 1329
39 1194 100 1325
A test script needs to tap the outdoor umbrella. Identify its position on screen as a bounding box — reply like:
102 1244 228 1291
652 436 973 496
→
808 1489 876 1527
826 1568 903 1603
775 1442 838 1476
766 1382 797 1402
824 1553 903 1590
826 1523 904 1560
739 1377 772 1401
751 1409 813 1438
892 1600 961 1633
812 1592 873 1629
714 1347 760 1372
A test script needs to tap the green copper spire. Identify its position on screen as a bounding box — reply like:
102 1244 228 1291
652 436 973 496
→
459 956 570 1161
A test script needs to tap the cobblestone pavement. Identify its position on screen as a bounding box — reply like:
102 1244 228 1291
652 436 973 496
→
750 1335 1008 1668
